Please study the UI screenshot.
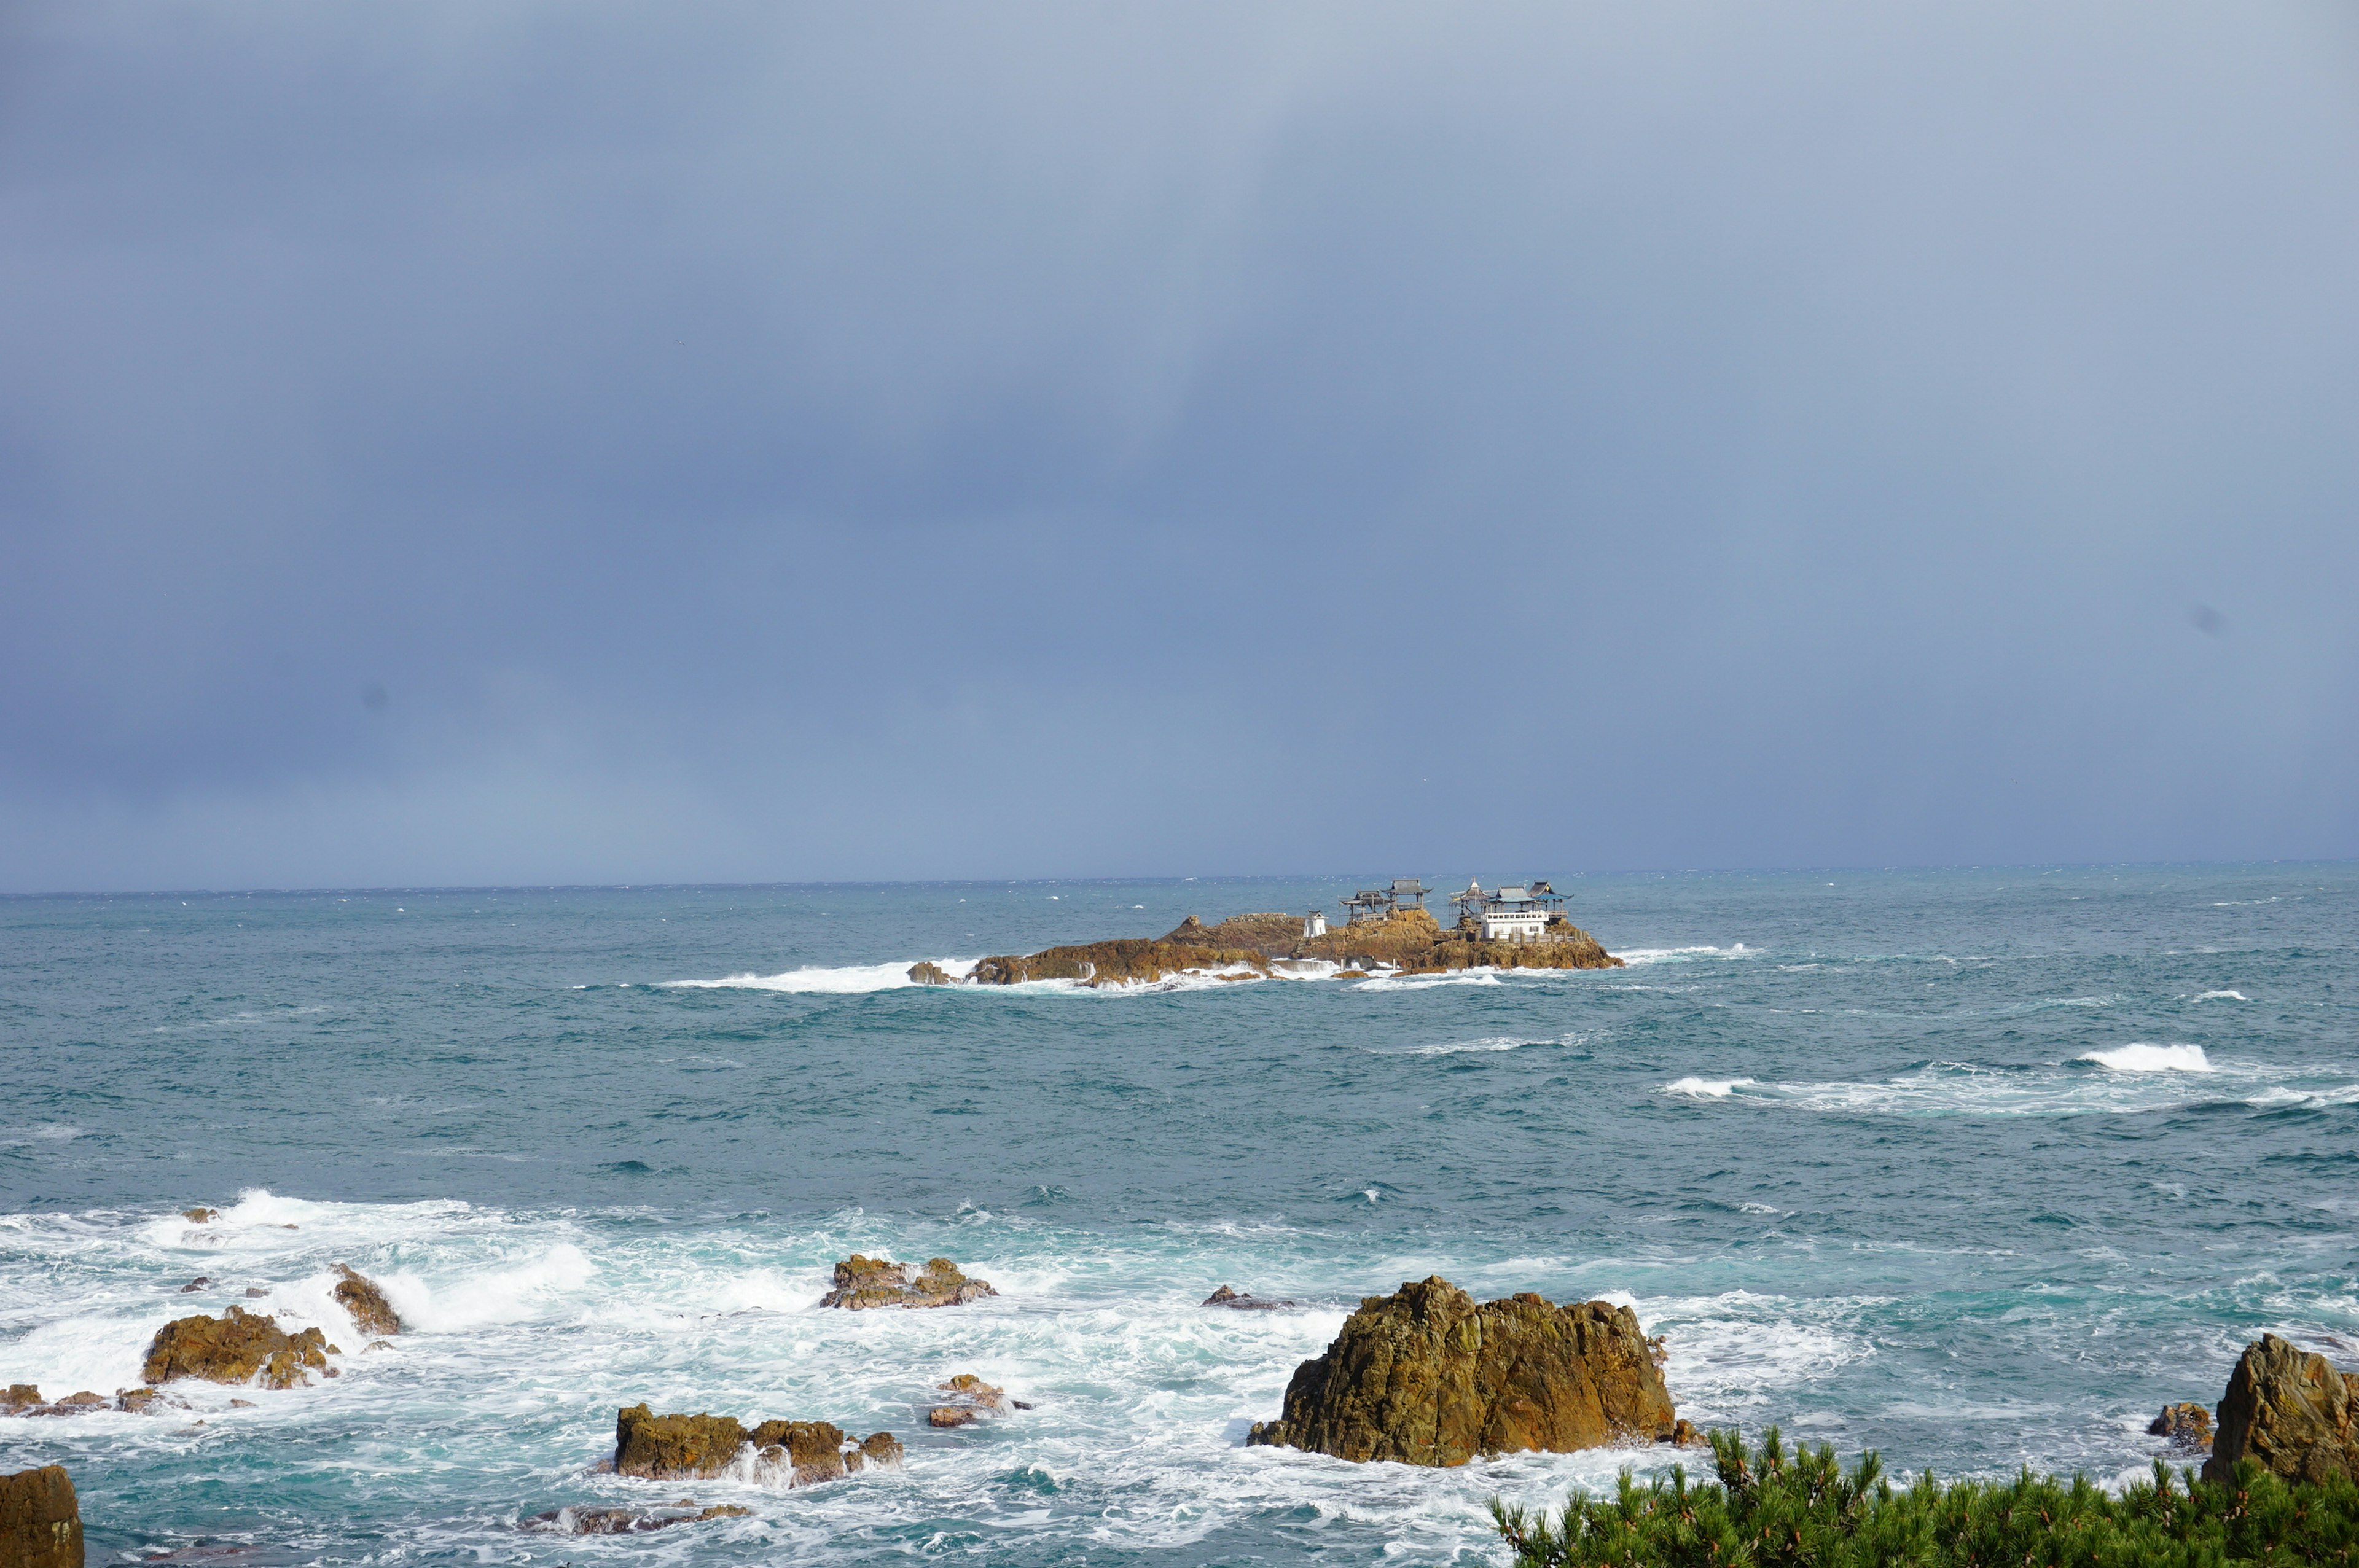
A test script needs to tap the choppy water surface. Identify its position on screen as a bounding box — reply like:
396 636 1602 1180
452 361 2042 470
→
2 865 2355 1564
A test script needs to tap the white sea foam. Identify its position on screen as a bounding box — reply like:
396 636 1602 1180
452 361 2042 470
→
1618 945 1752 965
2194 989 2248 1002
666 959 977 993
2079 1043 2212 1073
1662 1077 1755 1099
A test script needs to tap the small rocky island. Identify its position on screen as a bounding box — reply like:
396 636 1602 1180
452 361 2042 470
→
917 878 1622 988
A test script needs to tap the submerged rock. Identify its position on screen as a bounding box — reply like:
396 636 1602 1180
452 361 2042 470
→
2204 1333 2359 1486
1204 1285 1296 1311
0 1464 82 1568
141 1306 329 1389
526 1502 749 1535
817 1254 996 1310
331 1266 401 1338
178 1278 210 1294
1246 1276 1678 1465
2149 1401 2213 1451
612 1404 899 1486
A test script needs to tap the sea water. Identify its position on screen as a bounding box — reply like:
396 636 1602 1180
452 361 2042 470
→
1 865 2354 1564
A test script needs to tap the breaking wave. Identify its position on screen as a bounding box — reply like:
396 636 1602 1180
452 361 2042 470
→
2079 1043 2211 1073
1663 1077 1756 1099
665 959 976 993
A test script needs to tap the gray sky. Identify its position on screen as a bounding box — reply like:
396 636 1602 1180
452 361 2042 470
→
4 1 2355 891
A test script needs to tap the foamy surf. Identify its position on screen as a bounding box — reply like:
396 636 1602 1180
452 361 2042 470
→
1619 944 1751 965
2194 989 2248 1002
665 959 978 993
1662 1077 1756 1099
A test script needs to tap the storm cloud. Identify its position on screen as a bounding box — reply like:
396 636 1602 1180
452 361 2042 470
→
3 1 2355 890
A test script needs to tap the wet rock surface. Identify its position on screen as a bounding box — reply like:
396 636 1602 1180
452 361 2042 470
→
817 1254 996 1310
1 1463 83 1568
526 1502 749 1535
906 961 952 985
2204 1333 2359 1485
928 1373 1006 1428
141 1307 330 1390
1203 1285 1295 1311
613 1405 901 1485
331 1266 401 1338
2150 1401 2214 1450
1247 1276 1678 1465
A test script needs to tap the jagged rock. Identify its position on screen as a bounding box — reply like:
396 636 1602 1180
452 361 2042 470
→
2150 1402 2213 1450
906 962 952 986
929 1406 977 1428
817 1254 996 1310
332 1266 401 1337
969 937 1269 987
115 1389 167 1414
938 1373 1005 1410
613 1405 899 1486
182 1208 219 1223
141 1306 329 1389
0 1464 82 1568
1 1386 40 1414
1665 1418 1700 1446
1247 1276 1678 1465
526 1502 750 1535
1204 1285 1295 1311
2204 1333 2359 1486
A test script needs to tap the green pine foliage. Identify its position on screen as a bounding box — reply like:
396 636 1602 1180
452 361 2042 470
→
1492 1427 2359 1567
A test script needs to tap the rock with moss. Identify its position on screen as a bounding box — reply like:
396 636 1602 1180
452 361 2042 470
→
2204 1333 2359 1486
142 1306 330 1389
0 1464 82 1568
818 1254 996 1310
613 1404 898 1485
332 1265 401 1338
1247 1276 1677 1465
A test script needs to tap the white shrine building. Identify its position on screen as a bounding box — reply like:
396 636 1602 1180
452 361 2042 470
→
1452 879 1569 942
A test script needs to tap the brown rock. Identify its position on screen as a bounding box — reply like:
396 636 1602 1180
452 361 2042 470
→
938 1373 1005 1410
331 1266 401 1337
1665 1418 1700 1446
928 1406 976 1428
178 1279 209 1294
746 1419 855 1485
968 938 1270 988
141 1306 330 1389
1246 1276 1678 1465
182 1208 219 1223
243 1287 270 1299
115 1389 165 1414
906 962 953 986
2204 1333 2359 1486
1 1386 40 1415
859 1431 904 1468
817 1254 996 1310
614 1405 897 1486
614 1405 748 1479
2148 1401 2213 1450
0 1464 82 1568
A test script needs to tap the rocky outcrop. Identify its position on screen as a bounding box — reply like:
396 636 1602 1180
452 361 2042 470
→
928 1373 1005 1427
1 1387 40 1415
1247 1276 1678 1465
2204 1334 2359 1486
141 1306 332 1389
182 1208 218 1223
527 1502 749 1534
969 938 1269 988
1205 1285 1296 1311
1164 913 1308 958
817 1255 996 1310
2150 1401 2213 1451
614 1405 901 1486
332 1266 401 1337
906 962 952 986
1300 908 1622 972
1 1464 82 1568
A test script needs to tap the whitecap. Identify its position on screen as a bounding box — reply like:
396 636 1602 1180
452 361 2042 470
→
2079 1043 2212 1074
1618 945 1752 965
1662 1077 1755 1099
2194 989 2248 1002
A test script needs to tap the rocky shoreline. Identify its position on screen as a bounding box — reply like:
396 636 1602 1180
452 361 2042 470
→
9 1241 2358 1562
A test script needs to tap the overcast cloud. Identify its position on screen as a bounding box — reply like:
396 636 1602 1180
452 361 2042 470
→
2 1 2355 891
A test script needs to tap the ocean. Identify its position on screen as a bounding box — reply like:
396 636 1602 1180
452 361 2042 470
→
2 864 2354 1564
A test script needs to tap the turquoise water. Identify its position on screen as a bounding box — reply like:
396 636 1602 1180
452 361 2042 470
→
2 865 2355 1564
